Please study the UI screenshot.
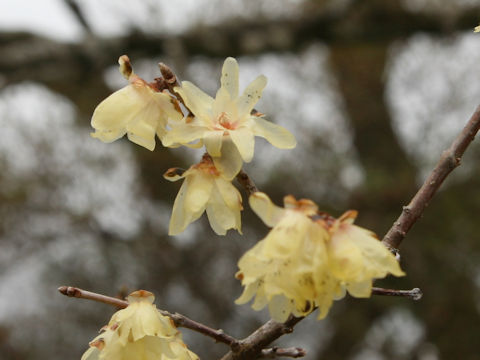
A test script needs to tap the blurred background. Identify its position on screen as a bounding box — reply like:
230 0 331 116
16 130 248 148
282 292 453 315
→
1 0 480 359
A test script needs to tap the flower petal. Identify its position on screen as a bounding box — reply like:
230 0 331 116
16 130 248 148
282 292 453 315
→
346 280 372 298
327 222 405 292
125 108 158 151
236 75 267 119
168 171 213 235
235 281 259 305
211 137 243 180
183 170 214 215
268 295 293 323
221 57 239 99
175 81 214 124
205 186 240 235
213 86 234 119
91 84 140 131
162 122 206 148
252 117 296 149
204 130 224 157
214 177 242 211
229 127 255 162
249 192 284 228
90 128 125 143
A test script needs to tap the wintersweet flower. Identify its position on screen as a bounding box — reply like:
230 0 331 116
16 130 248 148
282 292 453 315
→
235 192 405 322
235 192 344 322
475 25 480 32
91 55 182 151
81 290 198 360
164 154 243 235
162 57 296 179
326 210 405 298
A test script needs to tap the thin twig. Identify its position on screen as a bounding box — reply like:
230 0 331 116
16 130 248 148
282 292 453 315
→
371 287 422 300
260 347 306 358
58 286 128 307
382 105 480 250
58 286 238 347
236 170 259 196
63 0 92 34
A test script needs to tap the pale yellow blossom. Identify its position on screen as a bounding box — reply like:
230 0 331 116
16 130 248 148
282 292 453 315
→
235 192 405 322
162 57 296 179
164 154 243 235
91 55 182 151
235 192 343 322
81 290 198 360
326 211 405 298
475 25 480 32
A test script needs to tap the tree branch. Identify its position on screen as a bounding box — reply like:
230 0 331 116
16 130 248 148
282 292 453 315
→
260 347 306 358
382 105 480 250
58 286 239 347
63 0 93 34
220 315 304 360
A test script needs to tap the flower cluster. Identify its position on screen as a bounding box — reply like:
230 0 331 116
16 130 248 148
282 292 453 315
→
91 56 296 235
87 55 408 341
235 192 405 322
81 290 198 360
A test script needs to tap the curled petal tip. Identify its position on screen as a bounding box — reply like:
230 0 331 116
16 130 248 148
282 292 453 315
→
118 55 133 79
163 168 186 181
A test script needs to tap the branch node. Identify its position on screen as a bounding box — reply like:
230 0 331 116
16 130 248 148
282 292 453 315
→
410 287 423 301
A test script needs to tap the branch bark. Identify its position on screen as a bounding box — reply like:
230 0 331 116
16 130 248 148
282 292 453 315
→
382 105 480 249
220 316 304 360
58 286 239 347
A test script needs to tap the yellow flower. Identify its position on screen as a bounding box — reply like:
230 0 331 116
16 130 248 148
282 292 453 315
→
81 290 198 360
91 55 182 151
235 192 343 322
162 57 296 179
475 25 480 32
326 211 405 298
235 192 405 322
164 154 243 235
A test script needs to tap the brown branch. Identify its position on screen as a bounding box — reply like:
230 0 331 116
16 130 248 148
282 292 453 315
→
220 315 303 360
236 170 259 196
382 105 480 249
58 285 128 307
58 286 239 347
260 347 306 358
371 287 422 300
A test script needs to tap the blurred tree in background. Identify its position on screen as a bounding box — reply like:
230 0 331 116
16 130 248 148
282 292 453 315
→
0 0 480 359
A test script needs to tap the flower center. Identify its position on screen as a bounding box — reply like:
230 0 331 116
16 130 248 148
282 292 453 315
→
216 112 236 130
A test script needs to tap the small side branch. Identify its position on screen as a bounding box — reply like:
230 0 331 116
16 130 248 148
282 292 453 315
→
260 347 306 358
58 286 238 347
372 287 422 300
382 105 480 249
58 286 127 307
